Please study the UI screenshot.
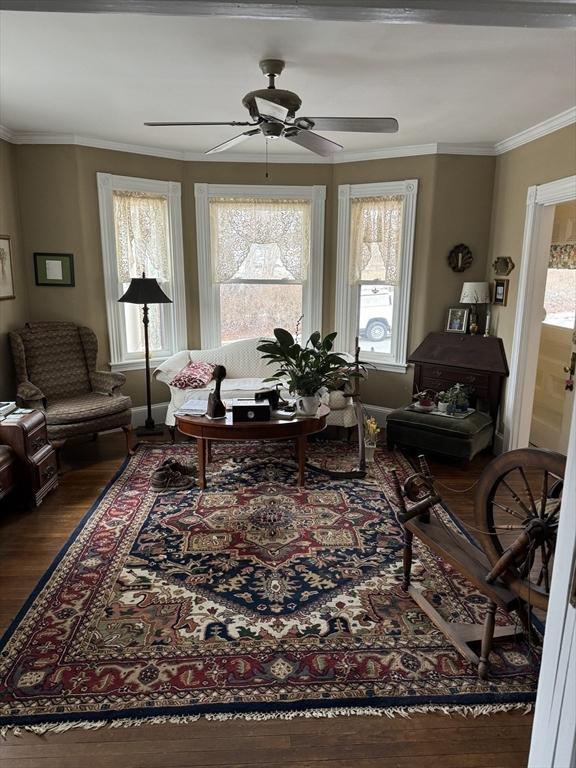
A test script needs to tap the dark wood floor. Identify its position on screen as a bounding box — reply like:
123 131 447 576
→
0 433 532 768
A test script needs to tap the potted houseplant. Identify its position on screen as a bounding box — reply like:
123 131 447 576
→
446 383 470 414
436 390 450 413
363 415 380 463
413 389 436 412
257 328 354 415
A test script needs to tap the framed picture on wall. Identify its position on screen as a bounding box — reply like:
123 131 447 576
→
446 307 469 333
0 235 15 300
34 253 75 287
492 278 509 306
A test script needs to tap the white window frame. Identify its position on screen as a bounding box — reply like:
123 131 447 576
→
97 173 187 371
194 183 326 349
335 180 418 372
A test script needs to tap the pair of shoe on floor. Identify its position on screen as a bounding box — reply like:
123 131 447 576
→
151 458 196 491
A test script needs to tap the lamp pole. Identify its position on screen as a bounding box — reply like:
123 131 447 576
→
141 301 155 431
118 271 172 436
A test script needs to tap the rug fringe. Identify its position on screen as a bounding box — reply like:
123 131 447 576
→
0 702 533 738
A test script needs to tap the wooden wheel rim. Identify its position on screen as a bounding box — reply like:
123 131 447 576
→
474 448 566 611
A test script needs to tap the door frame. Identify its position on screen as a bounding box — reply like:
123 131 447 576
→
528 395 576 767
504 174 576 451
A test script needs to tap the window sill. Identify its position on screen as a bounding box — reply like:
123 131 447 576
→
110 358 169 373
361 359 409 374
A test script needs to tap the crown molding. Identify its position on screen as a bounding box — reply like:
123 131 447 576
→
1 106 574 163
494 106 576 154
0 125 16 142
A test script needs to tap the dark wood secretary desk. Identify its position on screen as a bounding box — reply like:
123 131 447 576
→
408 332 509 425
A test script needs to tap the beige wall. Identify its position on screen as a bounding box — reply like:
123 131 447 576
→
0 140 28 400
6 142 495 408
486 125 576 432
487 125 576 360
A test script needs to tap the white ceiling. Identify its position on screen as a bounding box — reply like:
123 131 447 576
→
1 11 575 158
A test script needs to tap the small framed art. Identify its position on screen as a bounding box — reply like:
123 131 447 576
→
34 253 75 287
0 236 15 300
446 307 469 333
493 278 509 306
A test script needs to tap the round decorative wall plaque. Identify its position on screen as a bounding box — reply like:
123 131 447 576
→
447 244 473 272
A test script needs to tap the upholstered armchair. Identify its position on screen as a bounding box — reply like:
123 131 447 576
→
9 322 132 452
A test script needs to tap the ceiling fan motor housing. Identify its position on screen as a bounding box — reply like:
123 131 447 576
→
242 89 302 121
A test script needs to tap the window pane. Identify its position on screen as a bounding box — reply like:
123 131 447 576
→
543 268 576 328
220 283 303 344
358 284 394 355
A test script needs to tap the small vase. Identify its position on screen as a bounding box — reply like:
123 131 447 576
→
296 394 320 416
364 444 376 463
437 401 448 413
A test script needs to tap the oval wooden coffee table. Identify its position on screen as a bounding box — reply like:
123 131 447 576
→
176 404 330 489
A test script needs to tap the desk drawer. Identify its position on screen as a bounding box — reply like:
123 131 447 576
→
34 450 58 489
26 423 49 457
419 365 489 392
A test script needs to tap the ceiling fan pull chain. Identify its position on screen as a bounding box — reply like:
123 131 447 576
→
265 137 270 180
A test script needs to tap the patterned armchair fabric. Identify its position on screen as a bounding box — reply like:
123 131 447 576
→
9 322 132 444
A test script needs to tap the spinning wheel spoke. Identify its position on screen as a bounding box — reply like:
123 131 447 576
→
500 476 534 519
475 448 566 612
540 470 549 519
491 499 528 522
518 467 538 517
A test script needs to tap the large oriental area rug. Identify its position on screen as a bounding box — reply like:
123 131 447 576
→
0 442 539 733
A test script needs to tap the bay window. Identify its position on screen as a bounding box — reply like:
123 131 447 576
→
195 184 325 348
335 180 418 371
97 174 187 370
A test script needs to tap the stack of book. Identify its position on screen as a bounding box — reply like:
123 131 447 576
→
0 401 17 419
174 398 207 417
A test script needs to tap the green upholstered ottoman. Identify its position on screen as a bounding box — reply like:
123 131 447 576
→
386 409 493 461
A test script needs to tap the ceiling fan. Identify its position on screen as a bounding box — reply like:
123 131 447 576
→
145 59 399 157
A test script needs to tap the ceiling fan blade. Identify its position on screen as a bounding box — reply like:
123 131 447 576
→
298 117 399 133
254 96 289 123
145 121 256 127
205 128 260 155
284 128 343 157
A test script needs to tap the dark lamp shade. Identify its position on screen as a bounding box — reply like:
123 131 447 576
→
118 277 172 305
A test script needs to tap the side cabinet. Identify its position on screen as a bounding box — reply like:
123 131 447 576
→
0 410 58 507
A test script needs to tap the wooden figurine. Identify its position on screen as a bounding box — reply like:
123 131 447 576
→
206 365 226 419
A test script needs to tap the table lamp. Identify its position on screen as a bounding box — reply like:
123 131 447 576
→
460 281 491 335
119 272 172 435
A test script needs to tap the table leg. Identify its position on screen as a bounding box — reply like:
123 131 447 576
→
206 440 212 463
197 437 206 489
297 435 306 487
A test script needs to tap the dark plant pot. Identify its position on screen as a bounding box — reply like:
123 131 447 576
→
455 402 469 413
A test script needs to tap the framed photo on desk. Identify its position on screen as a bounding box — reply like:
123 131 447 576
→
446 307 469 333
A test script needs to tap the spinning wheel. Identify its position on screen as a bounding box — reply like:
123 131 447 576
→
474 448 565 611
391 448 566 678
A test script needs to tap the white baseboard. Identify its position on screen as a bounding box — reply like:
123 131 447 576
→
493 431 504 455
363 404 393 426
131 401 169 427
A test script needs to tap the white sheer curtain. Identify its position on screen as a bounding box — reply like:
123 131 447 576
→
349 196 404 284
113 191 170 282
209 198 311 282
113 190 171 354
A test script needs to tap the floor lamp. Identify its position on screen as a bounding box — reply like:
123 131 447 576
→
118 272 172 436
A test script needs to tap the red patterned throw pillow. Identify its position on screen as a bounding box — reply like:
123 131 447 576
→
169 361 216 389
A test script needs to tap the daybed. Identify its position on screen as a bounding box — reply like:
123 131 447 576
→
153 337 358 435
